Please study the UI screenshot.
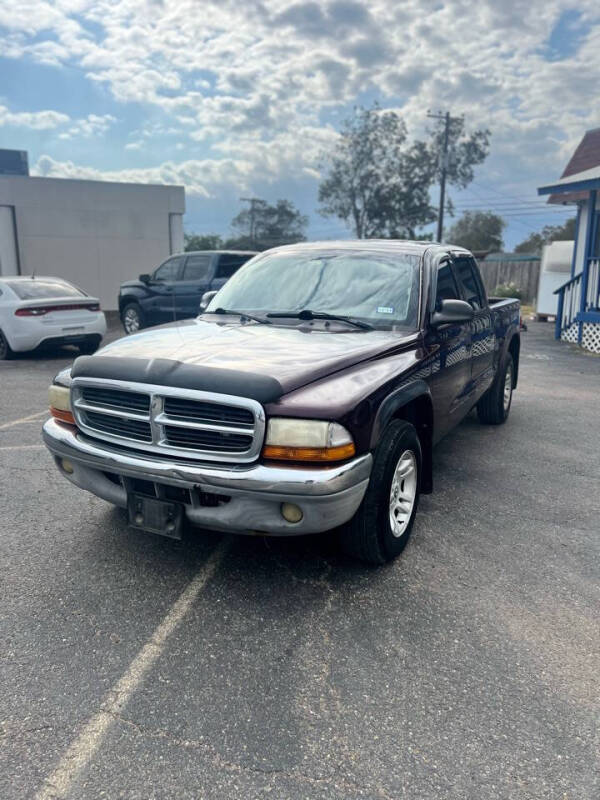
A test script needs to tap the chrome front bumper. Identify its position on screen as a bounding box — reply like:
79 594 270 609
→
42 418 372 536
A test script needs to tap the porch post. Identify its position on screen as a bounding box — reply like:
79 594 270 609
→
579 189 597 342
555 290 564 339
570 204 580 278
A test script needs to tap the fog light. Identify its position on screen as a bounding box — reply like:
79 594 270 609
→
60 457 74 474
281 502 303 523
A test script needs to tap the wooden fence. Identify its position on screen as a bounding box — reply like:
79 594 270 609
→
477 255 541 304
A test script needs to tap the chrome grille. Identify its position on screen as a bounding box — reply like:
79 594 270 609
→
71 378 265 463
85 410 152 442
163 397 254 427
81 386 150 414
163 425 253 452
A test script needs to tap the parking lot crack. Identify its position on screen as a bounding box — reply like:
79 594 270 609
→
106 709 390 797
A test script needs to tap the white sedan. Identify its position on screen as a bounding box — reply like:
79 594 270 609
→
0 276 106 359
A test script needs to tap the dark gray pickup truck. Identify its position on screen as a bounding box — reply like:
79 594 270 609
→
43 241 520 564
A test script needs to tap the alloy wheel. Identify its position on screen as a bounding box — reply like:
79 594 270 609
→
124 307 141 334
503 363 513 412
389 450 417 538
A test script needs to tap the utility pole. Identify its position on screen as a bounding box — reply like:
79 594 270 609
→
240 197 260 247
427 111 452 242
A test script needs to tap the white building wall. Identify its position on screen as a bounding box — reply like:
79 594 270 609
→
574 193 600 273
574 202 589 273
0 176 185 309
0 206 19 275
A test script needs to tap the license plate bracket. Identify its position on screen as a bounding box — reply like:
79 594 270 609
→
127 493 184 540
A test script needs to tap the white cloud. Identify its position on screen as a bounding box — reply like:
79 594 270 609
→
3 0 600 213
0 103 69 130
32 153 254 198
58 113 116 139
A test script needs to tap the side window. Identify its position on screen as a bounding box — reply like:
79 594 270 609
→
434 261 461 309
153 256 182 282
454 256 485 310
183 255 212 281
215 254 252 279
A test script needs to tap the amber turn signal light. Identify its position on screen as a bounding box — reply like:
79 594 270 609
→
262 442 356 462
50 407 76 426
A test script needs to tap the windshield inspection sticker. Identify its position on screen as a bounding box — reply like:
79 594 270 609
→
377 306 394 314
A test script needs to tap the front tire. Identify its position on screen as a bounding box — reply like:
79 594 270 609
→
0 329 13 360
121 303 144 335
341 420 421 565
477 353 514 425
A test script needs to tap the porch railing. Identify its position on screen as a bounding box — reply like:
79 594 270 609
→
554 259 600 339
584 258 600 312
554 272 582 337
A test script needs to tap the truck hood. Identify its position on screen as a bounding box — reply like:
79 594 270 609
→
73 318 417 401
119 279 145 290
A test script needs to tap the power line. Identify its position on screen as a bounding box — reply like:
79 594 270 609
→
452 209 574 217
452 201 560 210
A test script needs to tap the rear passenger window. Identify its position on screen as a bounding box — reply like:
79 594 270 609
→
434 262 460 309
183 255 211 281
454 257 485 310
215 255 252 279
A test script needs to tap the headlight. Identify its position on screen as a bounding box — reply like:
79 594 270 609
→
53 368 72 388
263 418 355 462
48 383 76 425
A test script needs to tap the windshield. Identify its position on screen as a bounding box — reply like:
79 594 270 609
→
206 248 421 330
5 279 85 300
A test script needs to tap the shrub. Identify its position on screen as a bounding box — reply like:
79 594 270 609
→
493 282 524 301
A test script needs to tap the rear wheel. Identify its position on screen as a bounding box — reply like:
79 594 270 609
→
0 329 13 360
121 303 144 335
477 353 513 425
340 420 421 565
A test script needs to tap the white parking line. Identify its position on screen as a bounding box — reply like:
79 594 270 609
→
35 538 230 800
0 410 47 430
0 444 45 451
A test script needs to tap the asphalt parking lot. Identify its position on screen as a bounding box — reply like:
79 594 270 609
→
1 322 599 800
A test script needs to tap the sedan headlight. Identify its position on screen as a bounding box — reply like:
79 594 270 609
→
263 418 355 462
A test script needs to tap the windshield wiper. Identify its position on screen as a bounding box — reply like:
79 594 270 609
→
266 309 373 331
209 307 271 325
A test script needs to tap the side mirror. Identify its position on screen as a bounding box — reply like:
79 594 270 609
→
430 299 474 328
199 289 218 313
139 273 151 284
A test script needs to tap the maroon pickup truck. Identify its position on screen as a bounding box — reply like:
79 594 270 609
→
43 241 520 564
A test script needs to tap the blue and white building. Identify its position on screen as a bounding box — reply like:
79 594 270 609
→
538 128 600 354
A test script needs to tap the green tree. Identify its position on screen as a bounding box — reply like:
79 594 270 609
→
428 114 490 191
184 233 224 251
445 211 505 252
228 199 308 250
514 217 577 254
318 104 490 239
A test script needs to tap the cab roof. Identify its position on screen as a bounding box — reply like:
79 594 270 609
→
264 240 471 256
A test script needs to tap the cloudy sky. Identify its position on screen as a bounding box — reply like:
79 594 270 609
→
1 0 599 248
